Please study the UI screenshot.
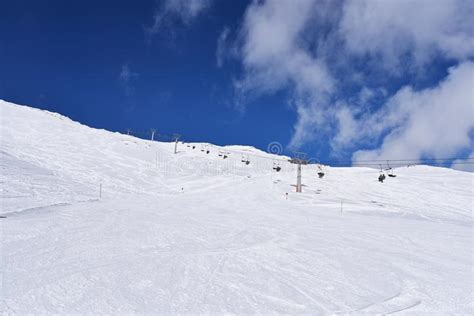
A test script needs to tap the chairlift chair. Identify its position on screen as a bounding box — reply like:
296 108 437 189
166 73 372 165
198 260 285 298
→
273 161 281 172
386 160 397 177
378 173 386 182
317 164 325 178
378 165 386 182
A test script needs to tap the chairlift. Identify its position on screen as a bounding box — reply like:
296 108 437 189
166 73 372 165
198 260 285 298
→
378 173 386 182
386 160 397 177
218 150 228 159
378 165 386 182
272 161 281 172
317 164 325 179
241 155 250 165
201 145 210 154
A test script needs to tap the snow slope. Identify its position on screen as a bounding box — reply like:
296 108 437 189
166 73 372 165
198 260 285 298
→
1 100 473 314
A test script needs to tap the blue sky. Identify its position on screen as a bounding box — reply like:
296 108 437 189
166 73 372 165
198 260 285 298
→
1 0 473 168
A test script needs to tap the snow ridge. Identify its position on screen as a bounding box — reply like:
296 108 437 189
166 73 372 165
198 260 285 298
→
1 100 473 314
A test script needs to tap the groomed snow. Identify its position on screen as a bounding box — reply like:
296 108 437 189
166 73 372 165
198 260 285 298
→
1 100 473 314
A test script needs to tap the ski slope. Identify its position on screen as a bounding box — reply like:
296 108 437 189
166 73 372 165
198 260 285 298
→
1 100 473 314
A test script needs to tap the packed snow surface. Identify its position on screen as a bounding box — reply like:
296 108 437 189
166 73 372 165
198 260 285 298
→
1 100 473 314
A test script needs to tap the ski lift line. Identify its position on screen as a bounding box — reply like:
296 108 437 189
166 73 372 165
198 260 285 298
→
190 143 290 163
331 161 474 168
354 161 474 165
332 161 474 167
122 130 472 166
198 144 328 168
153 152 468 177
322 157 474 164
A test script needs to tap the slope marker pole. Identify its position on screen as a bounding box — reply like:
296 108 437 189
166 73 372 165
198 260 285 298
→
173 134 181 154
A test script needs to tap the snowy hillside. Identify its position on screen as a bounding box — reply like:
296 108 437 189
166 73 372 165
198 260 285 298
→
1 100 473 314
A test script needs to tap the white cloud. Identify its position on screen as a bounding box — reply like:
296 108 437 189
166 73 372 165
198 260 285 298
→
229 0 474 164
119 64 138 96
146 0 212 39
234 0 335 140
352 62 474 161
216 27 230 67
340 0 474 71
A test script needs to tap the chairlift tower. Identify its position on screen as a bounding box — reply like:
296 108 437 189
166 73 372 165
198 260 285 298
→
289 152 308 193
173 134 181 154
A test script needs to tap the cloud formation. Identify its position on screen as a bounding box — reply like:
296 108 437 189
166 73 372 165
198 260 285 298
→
351 62 474 161
146 0 213 40
119 64 138 96
216 27 230 67
228 0 474 166
340 0 474 70
235 0 334 126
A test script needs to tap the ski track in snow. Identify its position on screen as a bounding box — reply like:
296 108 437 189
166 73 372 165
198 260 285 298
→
1 100 473 314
